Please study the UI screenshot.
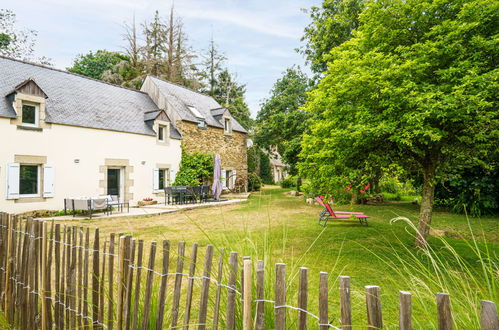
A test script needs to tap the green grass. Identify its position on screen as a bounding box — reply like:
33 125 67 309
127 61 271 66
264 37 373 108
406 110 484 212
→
60 186 498 328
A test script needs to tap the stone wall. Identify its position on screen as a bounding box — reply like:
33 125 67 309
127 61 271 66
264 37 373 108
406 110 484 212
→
177 120 248 185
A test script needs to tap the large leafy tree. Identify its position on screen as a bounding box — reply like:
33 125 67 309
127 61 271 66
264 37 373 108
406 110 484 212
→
300 0 498 246
67 50 130 80
301 0 365 74
255 67 312 173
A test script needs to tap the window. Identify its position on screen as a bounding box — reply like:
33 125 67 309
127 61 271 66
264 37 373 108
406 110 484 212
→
158 125 166 141
187 105 204 119
21 103 39 127
225 170 231 188
158 169 167 189
19 165 39 196
198 120 206 128
224 118 232 134
154 168 170 192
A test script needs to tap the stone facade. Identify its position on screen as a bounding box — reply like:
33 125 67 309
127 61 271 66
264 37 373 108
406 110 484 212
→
176 120 248 185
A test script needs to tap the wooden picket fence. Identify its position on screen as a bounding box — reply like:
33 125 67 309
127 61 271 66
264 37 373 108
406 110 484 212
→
0 212 497 329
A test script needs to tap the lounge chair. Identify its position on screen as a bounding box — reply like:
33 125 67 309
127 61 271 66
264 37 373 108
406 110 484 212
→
314 197 369 227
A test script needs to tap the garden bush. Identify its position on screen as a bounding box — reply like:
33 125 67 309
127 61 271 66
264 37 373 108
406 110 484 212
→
280 175 297 188
174 148 213 186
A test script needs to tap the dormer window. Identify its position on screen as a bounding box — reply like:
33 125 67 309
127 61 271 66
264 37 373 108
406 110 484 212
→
21 103 39 127
224 118 232 134
158 124 166 142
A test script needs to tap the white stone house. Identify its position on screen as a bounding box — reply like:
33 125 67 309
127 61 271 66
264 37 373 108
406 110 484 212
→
269 148 289 183
0 56 183 213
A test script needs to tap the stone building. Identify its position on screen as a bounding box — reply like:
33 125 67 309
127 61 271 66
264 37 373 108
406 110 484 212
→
141 76 248 190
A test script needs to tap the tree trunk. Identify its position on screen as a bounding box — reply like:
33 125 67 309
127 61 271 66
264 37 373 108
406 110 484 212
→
415 164 436 247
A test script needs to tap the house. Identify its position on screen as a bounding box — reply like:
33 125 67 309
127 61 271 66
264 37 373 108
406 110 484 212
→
141 76 248 190
0 56 182 213
268 148 289 183
0 56 249 214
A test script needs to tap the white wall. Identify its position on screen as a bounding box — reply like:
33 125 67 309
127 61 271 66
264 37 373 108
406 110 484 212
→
0 118 182 213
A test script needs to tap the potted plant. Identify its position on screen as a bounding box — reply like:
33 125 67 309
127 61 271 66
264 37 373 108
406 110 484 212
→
138 197 158 206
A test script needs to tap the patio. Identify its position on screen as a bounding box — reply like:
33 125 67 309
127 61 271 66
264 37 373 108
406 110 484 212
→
36 194 250 221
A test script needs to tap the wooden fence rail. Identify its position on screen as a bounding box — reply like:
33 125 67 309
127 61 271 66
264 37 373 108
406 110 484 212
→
0 212 497 329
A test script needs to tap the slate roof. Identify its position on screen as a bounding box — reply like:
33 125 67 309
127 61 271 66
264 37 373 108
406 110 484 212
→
0 56 180 138
148 76 248 133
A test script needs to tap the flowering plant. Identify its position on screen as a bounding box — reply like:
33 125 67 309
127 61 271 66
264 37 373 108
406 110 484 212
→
143 197 154 201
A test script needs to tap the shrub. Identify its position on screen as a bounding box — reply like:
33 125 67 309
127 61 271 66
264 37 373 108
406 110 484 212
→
247 173 262 191
259 151 273 184
280 175 297 188
435 166 498 217
174 148 213 186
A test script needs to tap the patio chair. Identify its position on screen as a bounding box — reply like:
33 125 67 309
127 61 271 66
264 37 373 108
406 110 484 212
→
201 185 210 202
314 196 369 227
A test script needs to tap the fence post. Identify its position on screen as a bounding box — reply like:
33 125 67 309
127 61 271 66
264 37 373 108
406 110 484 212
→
183 242 198 330
297 267 308 330
243 258 252 330
319 272 329 330
99 241 107 327
436 293 452 330
132 239 144 330
40 222 49 330
255 260 265 330
4 214 14 323
339 276 352 330
141 241 157 330
226 251 239 330
213 248 225 330
399 291 412 330
156 239 170 330
125 237 136 329
116 236 126 330
82 228 90 329
366 285 383 329
198 244 214 330
481 300 499 330
107 233 115 330
92 228 100 328
275 263 286 330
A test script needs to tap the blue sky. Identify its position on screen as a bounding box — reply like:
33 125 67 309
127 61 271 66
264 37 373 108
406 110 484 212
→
3 0 320 116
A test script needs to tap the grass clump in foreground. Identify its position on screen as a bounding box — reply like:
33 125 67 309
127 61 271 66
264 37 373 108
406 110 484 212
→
59 186 498 328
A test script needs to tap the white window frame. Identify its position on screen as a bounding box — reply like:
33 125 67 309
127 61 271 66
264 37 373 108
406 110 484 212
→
21 102 40 128
153 168 170 192
157 125 166 142
224 118 232 134
19 164 40 198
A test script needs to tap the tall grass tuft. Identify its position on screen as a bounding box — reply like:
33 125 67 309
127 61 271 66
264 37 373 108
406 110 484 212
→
362 215 498 328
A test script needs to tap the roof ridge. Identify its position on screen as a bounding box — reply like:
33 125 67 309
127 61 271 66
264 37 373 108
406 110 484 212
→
0 55 148 95
148 75 216 100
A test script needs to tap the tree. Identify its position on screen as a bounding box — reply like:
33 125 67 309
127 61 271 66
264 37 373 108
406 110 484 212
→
200 37 227 96
67 50 130 79
212 69 253 130
300 0 498 247
301 0 365 74
0 9 52 64
255 67 312 173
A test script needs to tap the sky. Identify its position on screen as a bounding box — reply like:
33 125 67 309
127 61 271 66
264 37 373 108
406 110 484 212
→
2 0 321 116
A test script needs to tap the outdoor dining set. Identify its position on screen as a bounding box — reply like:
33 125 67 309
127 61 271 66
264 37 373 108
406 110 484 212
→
163 185 212 205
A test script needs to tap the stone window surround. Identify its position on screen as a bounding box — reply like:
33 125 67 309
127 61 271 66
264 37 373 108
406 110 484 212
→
154 119 170 146
99 159 134 202
10 93 51 130
13 155 48 203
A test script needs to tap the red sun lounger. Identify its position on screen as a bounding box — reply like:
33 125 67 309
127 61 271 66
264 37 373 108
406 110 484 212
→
314 196 369 227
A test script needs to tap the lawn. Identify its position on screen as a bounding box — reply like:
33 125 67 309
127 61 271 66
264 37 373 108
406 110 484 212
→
58 186 498 328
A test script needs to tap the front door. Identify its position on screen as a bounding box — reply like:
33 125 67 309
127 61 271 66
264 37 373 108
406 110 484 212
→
107 168 121 197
